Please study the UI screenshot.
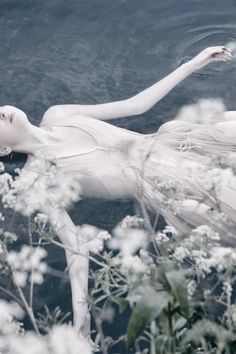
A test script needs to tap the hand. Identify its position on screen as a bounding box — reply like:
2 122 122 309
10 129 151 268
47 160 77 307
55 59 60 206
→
184 46 233 72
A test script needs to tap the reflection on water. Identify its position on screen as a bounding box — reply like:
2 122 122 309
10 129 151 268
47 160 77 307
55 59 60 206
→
0 0 236 351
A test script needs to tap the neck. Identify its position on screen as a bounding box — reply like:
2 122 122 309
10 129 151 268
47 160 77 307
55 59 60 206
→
12 124 58 155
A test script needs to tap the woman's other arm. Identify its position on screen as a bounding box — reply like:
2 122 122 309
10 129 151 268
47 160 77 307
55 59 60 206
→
40 205 90 337
42 46 232 123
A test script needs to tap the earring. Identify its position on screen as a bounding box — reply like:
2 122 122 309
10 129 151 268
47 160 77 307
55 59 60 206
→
0 146 12 157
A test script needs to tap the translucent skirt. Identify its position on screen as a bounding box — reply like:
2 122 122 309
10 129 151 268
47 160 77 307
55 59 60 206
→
133 119 236 235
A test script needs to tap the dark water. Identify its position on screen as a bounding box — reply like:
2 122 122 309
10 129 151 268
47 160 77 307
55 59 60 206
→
0 0 236 352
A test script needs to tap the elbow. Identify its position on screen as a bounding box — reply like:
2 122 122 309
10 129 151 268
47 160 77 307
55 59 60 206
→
126 98 147 116
135 103 147 115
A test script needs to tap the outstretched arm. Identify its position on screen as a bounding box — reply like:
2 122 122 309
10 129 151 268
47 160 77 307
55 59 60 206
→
42 46 232 123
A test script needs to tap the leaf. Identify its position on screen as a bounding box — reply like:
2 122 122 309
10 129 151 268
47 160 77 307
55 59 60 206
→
182 319 234 350
173 317 187 333
117 298 129 313
155 335 173 354
127 286 171 348
165 270 189 316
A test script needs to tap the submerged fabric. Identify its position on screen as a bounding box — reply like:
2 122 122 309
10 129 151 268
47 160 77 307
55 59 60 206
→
40 115 236 235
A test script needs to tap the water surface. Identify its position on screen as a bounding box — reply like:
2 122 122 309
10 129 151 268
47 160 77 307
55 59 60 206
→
0 0 236 351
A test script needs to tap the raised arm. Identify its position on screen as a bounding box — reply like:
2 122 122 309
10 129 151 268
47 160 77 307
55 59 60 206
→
42 46 232 123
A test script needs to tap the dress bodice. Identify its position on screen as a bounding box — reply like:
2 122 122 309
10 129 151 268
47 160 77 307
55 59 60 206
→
37 114 143 199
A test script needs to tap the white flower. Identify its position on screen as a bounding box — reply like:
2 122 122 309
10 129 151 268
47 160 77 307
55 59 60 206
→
109 221 148 257
163 225 178 236
12 271 28 288
49 325 92 354
187 280 197 297
155 232 169 244
120 255 148 273
192 225 220 241
76 224 111 254
29 271 44 285
1 155 82 216
222 281 233 297
0 300 24 336
175 98 226 124
84 238 104 254
120 215 145 229
173 246 190 262
7 331 48 354
7 246 48 287
0 162 5 173
3 231 17 242
139 249 153 265
0 173 13 195
34 213 48 229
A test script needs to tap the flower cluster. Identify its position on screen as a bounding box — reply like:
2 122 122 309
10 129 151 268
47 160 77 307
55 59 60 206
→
155 225 178 244
6 246 48 287
107 215 149 276
77 224 111 254
0 153 82 216
0 300 24 337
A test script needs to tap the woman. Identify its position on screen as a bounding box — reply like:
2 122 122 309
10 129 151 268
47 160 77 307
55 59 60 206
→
0 46 235 348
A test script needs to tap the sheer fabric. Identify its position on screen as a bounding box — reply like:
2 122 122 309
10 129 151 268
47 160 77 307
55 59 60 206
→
39 115 236 234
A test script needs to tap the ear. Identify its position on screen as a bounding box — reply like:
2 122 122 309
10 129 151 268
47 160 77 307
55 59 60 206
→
0 146 12 156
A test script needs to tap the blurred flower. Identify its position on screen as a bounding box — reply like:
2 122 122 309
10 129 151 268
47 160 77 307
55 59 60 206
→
222 281 233 297
192 225 220 241
34 213 48 230
49 325 92 354
119 255 148 273
0 154 82 216
187 280 197 298
76 224 111 254
0 162 5 173
0 299 24 337
7 245 48 287
173 246 190 262
108 215 148 257
175 98 226 124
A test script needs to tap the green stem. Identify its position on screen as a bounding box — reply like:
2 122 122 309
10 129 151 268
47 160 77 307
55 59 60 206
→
167 303 174 354
0 285 21 304
16 285 40 335
28 216 34 309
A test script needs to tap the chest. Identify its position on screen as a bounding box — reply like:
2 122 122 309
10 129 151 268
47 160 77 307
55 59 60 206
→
44 126 106 159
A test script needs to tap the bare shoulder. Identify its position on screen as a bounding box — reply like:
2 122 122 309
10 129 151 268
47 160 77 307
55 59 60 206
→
39 105 96 127
40 106 61 126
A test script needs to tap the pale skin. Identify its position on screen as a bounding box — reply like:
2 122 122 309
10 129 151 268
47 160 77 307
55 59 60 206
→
0 46 234 348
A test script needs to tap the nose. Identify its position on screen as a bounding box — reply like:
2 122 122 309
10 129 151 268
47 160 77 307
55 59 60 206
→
10 113 15 123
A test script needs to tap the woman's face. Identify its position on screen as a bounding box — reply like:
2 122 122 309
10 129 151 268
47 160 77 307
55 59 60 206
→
0 106 30 146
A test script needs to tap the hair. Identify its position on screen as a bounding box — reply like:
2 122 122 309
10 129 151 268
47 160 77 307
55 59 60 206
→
0 146 12 157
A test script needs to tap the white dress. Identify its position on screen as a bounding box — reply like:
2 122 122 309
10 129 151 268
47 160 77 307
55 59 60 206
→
39 114 236 235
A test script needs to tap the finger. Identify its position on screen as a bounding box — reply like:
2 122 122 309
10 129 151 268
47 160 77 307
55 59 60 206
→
222 46 232 54
212 51 232 59
211 46 232 54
